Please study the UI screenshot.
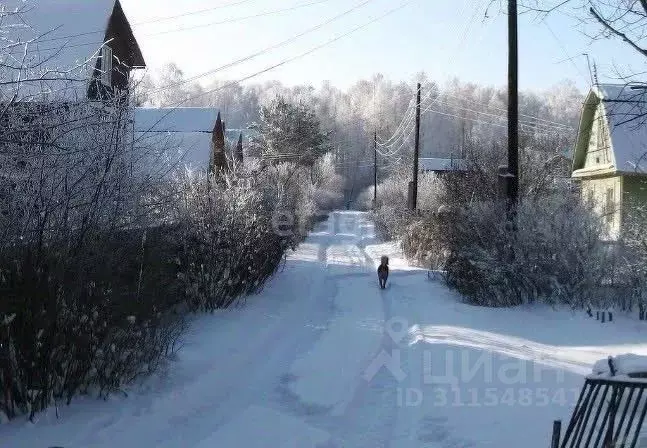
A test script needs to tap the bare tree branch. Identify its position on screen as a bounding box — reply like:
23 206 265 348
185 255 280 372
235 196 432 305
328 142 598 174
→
590 5 647 57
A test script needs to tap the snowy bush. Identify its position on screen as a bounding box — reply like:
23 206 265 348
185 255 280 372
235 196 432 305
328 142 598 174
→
0 107 330 421
310 152 345 211
444 195 609 307
172 170 290 311
368 167 414 240
0 95 187 419
401 208 454 270
609 200 647 313
366 167 444 268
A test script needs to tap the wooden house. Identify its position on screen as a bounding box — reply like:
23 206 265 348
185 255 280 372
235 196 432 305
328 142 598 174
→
3 0 145 101
571 84 647 240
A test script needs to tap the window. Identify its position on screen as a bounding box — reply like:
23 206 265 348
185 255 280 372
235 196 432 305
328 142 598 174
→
594 111 613 164
596 116 605 148
605 187 614 223
587 186 595 205
100 46 113 87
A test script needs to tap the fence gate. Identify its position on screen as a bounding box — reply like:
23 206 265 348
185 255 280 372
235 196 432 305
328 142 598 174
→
558 377 647 448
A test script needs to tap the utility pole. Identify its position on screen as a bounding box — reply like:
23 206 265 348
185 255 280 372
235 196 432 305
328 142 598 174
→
410 82 421 210
373 130 377 205
507 0 519 208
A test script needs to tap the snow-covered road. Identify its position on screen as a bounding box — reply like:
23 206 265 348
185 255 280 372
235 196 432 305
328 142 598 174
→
3 211 647 448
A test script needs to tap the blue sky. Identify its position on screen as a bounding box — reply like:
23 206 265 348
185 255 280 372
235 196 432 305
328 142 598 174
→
120 0 647 93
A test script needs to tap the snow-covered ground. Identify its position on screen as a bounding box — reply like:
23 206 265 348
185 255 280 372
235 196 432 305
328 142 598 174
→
3 210 647 447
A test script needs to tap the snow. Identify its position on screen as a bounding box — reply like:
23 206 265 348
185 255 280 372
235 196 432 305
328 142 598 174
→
592 354 647 377
194 405 331 448
594 84 647 174
3 211 647 447
287 235 384 415
3 0 116 59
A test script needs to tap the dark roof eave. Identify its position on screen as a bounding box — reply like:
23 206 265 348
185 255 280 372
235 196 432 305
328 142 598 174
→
113 0 146 68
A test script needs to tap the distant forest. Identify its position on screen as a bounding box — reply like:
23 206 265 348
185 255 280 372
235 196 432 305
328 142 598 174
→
135 64 582 196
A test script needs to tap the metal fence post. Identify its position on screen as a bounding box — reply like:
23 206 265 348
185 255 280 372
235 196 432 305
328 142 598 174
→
551 420 562 448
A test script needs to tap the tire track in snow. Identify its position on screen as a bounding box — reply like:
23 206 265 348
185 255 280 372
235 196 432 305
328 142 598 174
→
328 277 401 447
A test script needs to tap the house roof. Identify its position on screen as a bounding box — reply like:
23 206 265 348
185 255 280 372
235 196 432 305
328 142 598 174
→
2 0 143 99
136 131 214 171
135 108 221 133
135 107 256 139
572 83 647 176
134 108 255 171
419 157 467 172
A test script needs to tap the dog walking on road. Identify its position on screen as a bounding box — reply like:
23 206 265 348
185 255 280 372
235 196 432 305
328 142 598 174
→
377 255 389 289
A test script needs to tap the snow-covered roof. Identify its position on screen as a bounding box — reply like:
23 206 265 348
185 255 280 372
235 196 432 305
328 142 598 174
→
598 84 647 174
136 131 213 172
419 157 467 172
573 83 647 175
2 0 142 99
134 108 219 172
135 108 254 139
134 108 258 171
135 108 220 133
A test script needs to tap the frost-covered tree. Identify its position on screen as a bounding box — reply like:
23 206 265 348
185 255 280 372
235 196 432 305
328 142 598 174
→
249 96 331 166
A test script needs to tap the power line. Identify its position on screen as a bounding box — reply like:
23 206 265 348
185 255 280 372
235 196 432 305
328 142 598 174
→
145 0 377 94
436 91 574 129
432 98 572 132
172 1 414 106
135 0 416 139
422 106 564 135
31 0 326 44
543 20 589 86
377 81 440 154
377 75 573 156
18 0 335 52
377 82 437 149
145 0 334 38
133 0 261 26
374 90 568 158
376 0 484 151
417 93 570 135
